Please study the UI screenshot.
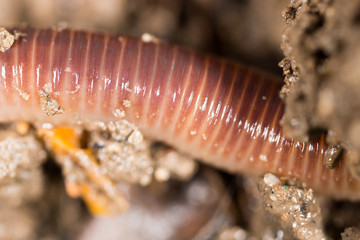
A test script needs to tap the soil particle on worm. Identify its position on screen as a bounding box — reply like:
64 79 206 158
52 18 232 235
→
40 89 65 116
323 144 343 169
0 27 14 52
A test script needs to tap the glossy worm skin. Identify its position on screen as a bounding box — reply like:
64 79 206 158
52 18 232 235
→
0 28 359 200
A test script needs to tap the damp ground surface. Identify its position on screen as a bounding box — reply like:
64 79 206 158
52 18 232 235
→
0 0 360 240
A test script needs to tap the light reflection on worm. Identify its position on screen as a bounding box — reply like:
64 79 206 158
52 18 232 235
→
0 28 359 200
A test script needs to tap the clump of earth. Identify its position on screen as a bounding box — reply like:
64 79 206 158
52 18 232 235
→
280 0 360 178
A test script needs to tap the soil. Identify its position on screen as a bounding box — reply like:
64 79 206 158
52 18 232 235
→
280 0 360 176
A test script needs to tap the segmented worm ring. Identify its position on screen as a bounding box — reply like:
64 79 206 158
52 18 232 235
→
0 28 358 199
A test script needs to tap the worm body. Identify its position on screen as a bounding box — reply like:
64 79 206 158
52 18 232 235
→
0 28 359 199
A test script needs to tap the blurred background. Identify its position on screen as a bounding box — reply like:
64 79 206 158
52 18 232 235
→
0 0 287 73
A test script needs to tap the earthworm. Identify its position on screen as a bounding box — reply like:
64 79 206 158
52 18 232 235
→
0 28 358 200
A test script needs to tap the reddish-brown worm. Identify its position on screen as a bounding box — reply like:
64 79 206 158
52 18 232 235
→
0 28 358 200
